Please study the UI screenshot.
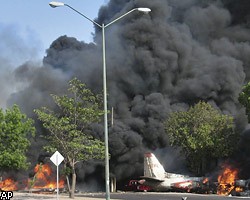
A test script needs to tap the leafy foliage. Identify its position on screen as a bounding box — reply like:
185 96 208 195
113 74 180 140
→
35 78 105 163
165 101 237 175
239 82 250 122
34 78 105 198
0 105 35 172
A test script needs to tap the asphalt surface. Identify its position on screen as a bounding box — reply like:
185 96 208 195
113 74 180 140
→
83 192 250 200
10 192 250 200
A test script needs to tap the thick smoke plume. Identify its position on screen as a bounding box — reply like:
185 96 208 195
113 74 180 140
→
3 0 250 187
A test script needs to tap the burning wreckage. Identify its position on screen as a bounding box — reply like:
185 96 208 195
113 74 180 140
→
2 1 250 196
127 153 250 196
216 166 250 196
0 163 65 193
0 153 250 197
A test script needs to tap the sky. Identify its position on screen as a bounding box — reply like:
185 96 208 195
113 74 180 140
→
0 0 107 66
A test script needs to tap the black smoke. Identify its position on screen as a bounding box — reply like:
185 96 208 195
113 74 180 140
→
5 0 250 188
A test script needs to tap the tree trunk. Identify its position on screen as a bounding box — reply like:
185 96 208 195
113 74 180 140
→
66 175 71 194
69 171 76 199
197 155 208 176
201 156 206 175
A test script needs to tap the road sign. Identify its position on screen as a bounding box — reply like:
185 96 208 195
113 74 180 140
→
50 151 64 200
50 151 64 166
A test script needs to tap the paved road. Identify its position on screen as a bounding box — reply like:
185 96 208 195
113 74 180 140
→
11 192 250 200
79 192 250 200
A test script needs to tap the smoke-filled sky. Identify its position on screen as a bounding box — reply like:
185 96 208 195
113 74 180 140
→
0 0 107 65
2 0 250 186
0 0 107 109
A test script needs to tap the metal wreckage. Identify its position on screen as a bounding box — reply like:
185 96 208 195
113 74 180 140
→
0 153 250 196
131 153 250 196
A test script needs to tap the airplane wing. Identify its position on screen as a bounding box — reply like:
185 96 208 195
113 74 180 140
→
140 176 164 182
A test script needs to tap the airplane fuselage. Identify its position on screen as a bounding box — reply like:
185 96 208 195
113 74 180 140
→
141 153 204 192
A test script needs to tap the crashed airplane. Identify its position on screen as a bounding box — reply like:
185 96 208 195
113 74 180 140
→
139 153 207 192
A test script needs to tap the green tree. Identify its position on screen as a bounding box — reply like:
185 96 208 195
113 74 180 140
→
0 104 35 175
239 82 250 122
34 78 105 199
165 101 237 175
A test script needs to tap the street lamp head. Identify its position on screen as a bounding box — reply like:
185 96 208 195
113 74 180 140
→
137 8 151 13
49 1 65 8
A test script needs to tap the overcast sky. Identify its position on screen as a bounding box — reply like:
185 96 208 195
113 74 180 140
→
0 0 107 65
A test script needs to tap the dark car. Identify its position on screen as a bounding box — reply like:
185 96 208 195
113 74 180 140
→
231 179 250 196
124 180 152 192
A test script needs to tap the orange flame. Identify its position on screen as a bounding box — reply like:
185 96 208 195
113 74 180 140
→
203 178 209 184
0 178 18 191
217 165 238 195
31 163 65 189
0 163 65 191
235 187 243 192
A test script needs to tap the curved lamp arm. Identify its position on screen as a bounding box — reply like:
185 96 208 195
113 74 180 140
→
49 1 151 28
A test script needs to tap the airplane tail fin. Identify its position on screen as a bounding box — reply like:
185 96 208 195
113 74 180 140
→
144 153 165 180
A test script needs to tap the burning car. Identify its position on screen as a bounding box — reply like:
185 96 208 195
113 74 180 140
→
229 179 250 196
216 164 250 196
124 180 152 192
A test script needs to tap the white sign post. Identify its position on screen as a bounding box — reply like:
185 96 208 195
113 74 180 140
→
50 151 64 200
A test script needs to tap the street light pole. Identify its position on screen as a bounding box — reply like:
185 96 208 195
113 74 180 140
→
49 2 151 200
102 23 110 198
